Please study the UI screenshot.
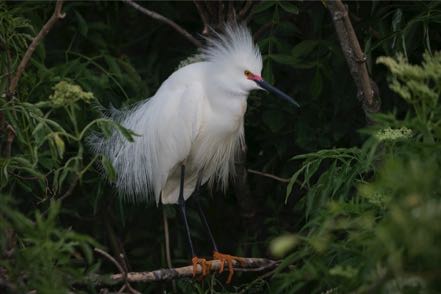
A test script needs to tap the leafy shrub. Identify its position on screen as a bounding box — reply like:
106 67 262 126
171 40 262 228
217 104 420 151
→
270 53 441 293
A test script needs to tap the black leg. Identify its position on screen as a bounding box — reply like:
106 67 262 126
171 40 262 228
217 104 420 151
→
178 165 196 257
194 175 219 253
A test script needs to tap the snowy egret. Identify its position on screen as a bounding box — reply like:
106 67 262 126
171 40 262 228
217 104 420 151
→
91 24 299 283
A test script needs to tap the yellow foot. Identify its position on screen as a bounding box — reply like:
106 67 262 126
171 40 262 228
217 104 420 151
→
192 256 211 278
212 251 245 284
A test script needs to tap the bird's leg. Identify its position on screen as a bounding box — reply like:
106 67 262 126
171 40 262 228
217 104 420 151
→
194 177 219 253
177 165 210 278
193 177 244 284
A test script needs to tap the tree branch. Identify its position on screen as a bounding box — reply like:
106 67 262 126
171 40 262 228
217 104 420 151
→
8 0 65 96
247 169 290 183
96 257 279 284
327 0 380 115
193 1 210 35
94 248 141 294
238 0 254 20
122 0 202 48
3 124 15 157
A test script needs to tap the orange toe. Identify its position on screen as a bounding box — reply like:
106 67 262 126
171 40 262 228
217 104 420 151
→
212 251 245 284
192 256 210 278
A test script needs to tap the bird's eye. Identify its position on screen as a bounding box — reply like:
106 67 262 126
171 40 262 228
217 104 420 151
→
244 70 251 77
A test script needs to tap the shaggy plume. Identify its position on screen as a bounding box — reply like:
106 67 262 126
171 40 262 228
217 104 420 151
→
200 23 262 73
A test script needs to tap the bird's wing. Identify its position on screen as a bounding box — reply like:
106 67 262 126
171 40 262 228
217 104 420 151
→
149 80 205 203
92 69 205 203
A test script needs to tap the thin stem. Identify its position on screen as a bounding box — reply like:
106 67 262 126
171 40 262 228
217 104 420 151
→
8 0 66 96
122 0 202 47
247 169 290 183
193 1 210 35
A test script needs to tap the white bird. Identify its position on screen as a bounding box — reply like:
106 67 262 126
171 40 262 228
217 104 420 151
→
91 23 299 283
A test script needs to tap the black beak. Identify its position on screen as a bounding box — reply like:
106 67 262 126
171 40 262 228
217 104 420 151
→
254 79 300 108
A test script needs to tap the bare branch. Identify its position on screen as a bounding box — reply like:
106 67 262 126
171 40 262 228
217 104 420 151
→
97 257 278 284
193 1 210 35
3 124 15 157
94 248 140 294
8 0 65 96
327 0 380 115
58 175 79 202
238 0 253 20
227 1 237 23
247 169 290 183
233 145 258 227
122 0 202 48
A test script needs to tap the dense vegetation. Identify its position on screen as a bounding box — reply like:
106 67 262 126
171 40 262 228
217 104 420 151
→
1 1 440 293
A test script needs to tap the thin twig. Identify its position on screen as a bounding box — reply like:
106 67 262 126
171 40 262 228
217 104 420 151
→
3 124 16 157
122 0 202 48
227 1 237 23
238 0 253 20
8 0 65 96
247 169 290 183
4 43 13 96
96 257 279 284
218 0 225 25
327 0 380 115
95 248 126 277
193 1 210 35
58 175 79 202
94 248 140 294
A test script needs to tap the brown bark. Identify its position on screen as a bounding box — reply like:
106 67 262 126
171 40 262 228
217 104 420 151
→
99 257 278 283
8 0 66 96
327 0 380 115
122 0 202 48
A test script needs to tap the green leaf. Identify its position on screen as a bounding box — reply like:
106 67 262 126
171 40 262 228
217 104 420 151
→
114 123 137 142
251 1 276 15
310 70 323 98
278 1 299 14
101 156 116 182
271 54 316 69
75 11 88 37
291 40 320 60
52 133 65 159
270 234 300 257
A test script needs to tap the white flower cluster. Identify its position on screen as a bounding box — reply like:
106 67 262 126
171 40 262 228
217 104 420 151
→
374 127 413 141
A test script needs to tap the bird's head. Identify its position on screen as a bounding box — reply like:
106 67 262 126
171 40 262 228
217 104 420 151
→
201 24 300 107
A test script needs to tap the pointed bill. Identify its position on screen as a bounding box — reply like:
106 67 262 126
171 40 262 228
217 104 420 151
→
248 74 300 108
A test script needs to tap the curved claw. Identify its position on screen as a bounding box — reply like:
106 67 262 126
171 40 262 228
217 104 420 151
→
212 251 245 284
192 256 211 278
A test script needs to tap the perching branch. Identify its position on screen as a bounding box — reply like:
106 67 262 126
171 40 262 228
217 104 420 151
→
327 0 380 115
122 0 202 48
96 256 279 284
8 0 65 96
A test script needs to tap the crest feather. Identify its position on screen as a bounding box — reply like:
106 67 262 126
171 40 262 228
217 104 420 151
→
200 23 262 73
